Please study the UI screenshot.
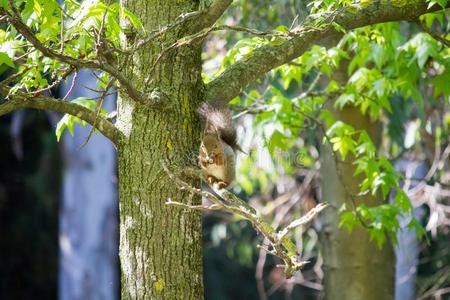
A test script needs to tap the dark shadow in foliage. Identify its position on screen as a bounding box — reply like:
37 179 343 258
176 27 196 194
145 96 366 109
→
0 111 61 300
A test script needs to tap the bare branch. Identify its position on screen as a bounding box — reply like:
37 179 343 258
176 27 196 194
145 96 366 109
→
62 70 78 100
31 66 75 96
166 198 222 211
276 203 328 242
214 25 289 37
79 78 116 148
0 84 123 145
161 161 327 278
205 1 450 104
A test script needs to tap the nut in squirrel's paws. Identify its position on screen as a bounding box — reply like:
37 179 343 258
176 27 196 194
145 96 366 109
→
206 176 229 189
214 181 228 189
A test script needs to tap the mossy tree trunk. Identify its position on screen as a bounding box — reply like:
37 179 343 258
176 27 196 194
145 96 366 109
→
116 1 204 299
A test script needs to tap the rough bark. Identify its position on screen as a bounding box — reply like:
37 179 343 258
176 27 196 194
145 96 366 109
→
116 1 204 299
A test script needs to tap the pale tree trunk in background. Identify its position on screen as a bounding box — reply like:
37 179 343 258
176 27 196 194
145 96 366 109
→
58 70 118 300
117 1 204 299
319 66 395 299
394 160 425 300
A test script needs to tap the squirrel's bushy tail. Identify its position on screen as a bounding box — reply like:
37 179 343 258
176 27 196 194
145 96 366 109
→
197 102 237 148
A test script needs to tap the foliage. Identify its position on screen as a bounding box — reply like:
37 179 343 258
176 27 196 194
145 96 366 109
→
1 0 450 297
209 3 450 250
0 0 143 137
3 1 447 249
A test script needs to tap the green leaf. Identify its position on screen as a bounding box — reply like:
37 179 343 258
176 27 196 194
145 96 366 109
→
55 113 76 142
332 22 346 33
0 52 14 68
368 228 385 249
268 130 288 156
431 67 450 97
339 211 358 232
401 33 440 69
335 93 355 109
427 0 449 9
55 97 107 141
121 7 145 32
393 188 413 213
326 121 357 159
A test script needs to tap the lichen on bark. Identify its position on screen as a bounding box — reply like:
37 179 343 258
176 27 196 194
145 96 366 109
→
117 1 205 299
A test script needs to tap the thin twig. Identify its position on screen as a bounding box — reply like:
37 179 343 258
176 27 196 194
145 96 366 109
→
416 20 450 48
78 78 115 148
31 66 75 96
129 11 202 53
277 203 328 242
63 70 78 100
59 11 64 54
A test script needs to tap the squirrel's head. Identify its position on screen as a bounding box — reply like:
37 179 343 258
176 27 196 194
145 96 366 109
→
202 133 223 151
201 132 224 163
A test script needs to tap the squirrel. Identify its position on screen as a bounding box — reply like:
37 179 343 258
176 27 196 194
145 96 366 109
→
197 102 242 189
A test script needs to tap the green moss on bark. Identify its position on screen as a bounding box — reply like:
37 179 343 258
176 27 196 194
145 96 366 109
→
117 1 205 299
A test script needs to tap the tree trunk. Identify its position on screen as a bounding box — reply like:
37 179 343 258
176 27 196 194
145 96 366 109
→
320 106 395 300
116 1 204 299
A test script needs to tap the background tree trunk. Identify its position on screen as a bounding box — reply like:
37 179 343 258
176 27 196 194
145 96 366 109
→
58 70 119 300
319 106 395 300
116 1 204 299
319 65 395 300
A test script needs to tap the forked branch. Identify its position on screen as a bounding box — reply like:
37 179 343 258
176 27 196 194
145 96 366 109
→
191 0 233 32
161 161 328 278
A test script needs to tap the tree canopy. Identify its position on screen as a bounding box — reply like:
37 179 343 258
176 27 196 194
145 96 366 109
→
0 0 449 298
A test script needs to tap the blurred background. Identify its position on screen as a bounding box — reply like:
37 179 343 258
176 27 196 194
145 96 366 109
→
1 0 450 300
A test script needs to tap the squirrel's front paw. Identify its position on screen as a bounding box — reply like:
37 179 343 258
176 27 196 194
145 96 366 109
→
207 176 215 185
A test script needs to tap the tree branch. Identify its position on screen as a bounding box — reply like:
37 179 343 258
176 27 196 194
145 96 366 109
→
0 5 146 104
416 20 450 48
191 0 233 32
276 203 328 242
205 1 450 104
0 84 123 145
161 161 327 278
